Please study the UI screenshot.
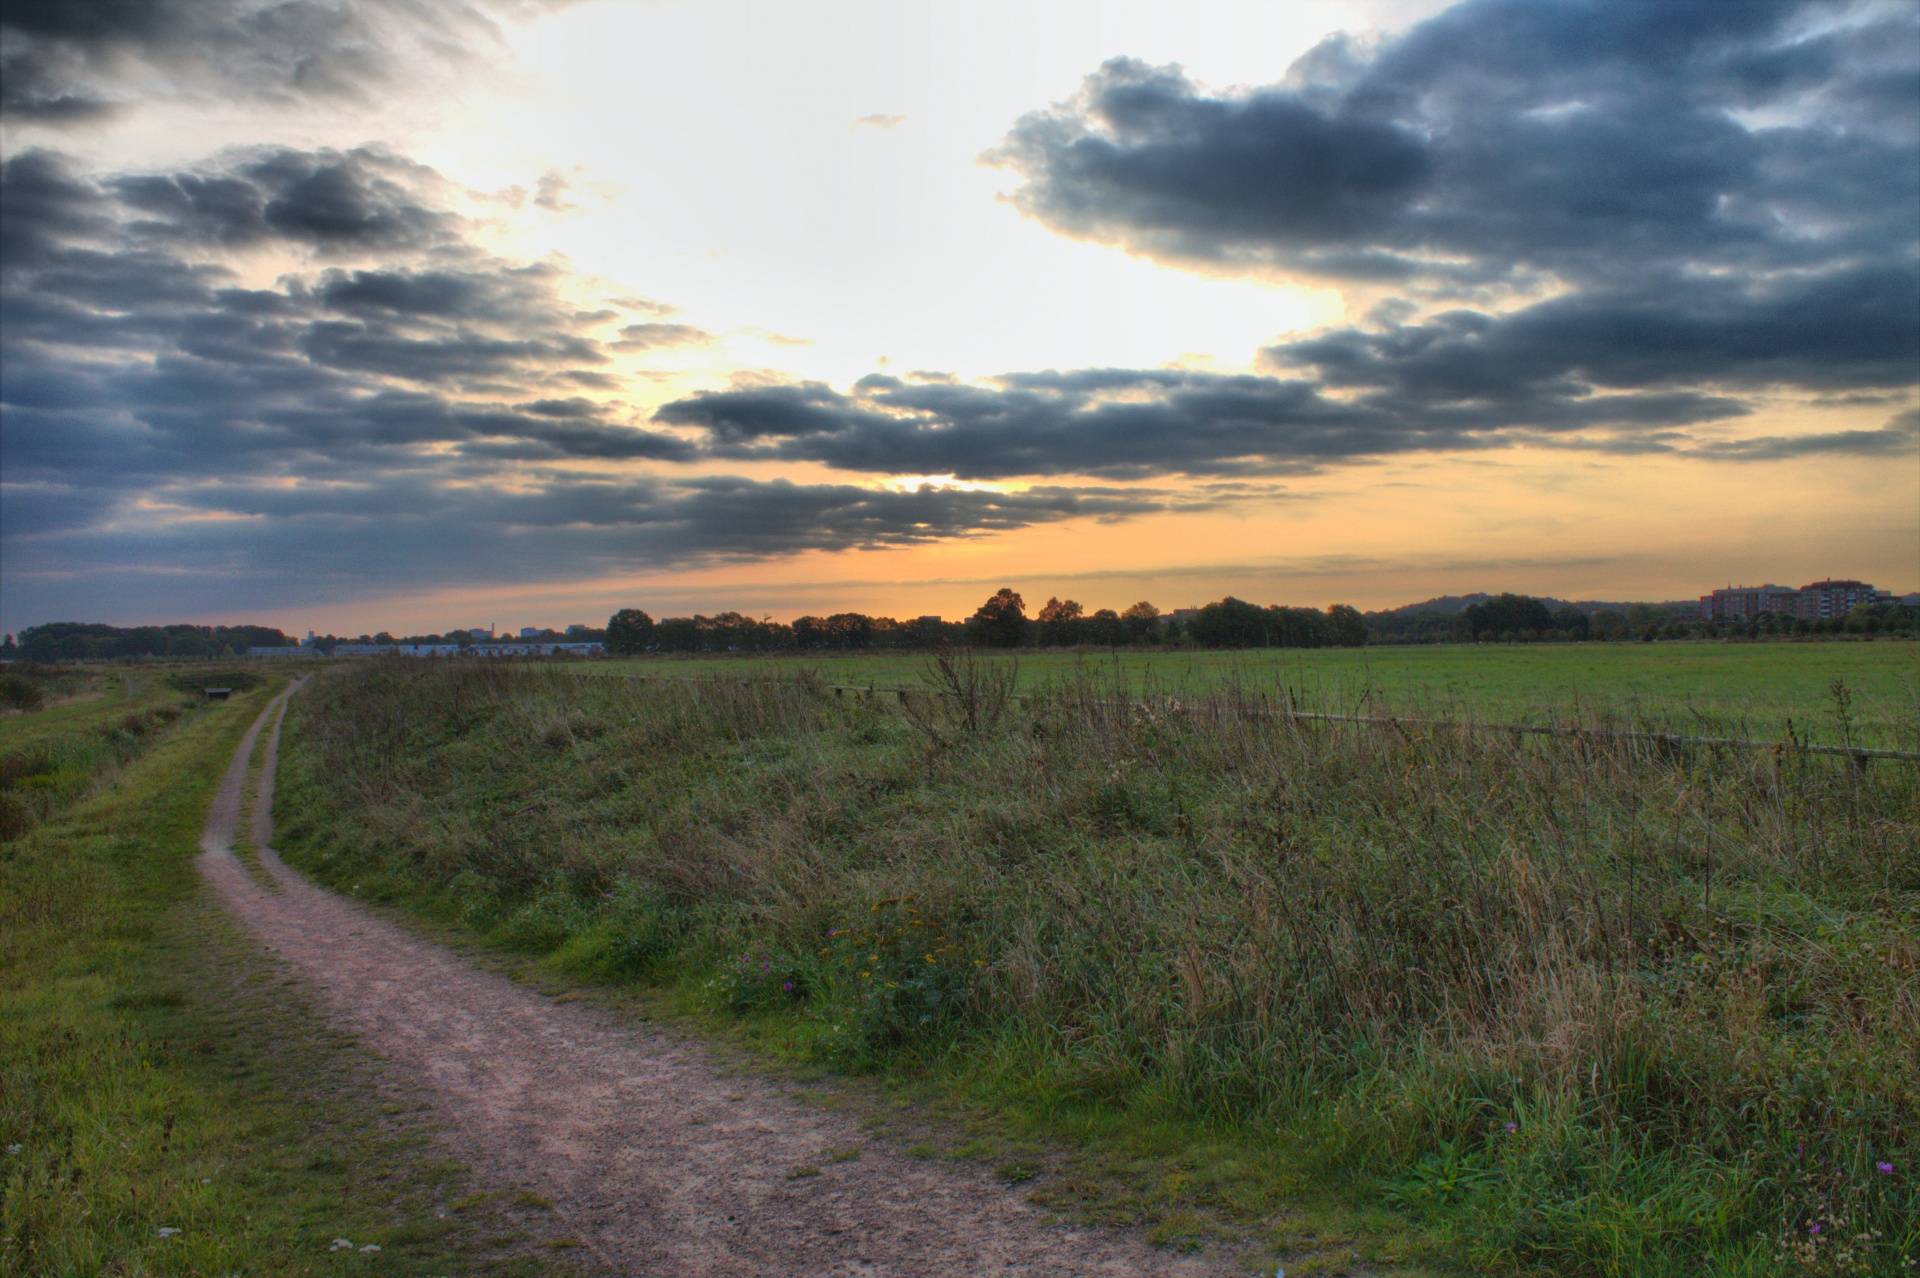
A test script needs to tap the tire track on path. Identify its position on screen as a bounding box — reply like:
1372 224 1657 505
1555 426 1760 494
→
198 684 1232 1277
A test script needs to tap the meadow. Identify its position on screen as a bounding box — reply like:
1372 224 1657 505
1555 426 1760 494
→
277 646 1920 1276
589 641 1918 750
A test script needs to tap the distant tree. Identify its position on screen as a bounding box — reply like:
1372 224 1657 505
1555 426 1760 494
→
971 589 1029 648
1084 608 1122 646
1588 609 1625 640
1462 593 1555 641
1120 601 1161 645
605 608 656 654
1188 597 1268 648
1036 597 1085 646
1327 604 1368 647
1551 605 1590 639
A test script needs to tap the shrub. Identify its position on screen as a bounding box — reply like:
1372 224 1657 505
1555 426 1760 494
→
0 673 45 712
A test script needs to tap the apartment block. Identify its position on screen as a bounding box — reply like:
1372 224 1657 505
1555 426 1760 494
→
1792 579 1887 620
1699 584 1800 621
1701 579 1889 621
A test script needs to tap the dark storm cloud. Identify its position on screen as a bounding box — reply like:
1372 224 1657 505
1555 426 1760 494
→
1 145 1179 622
986 0 1919 444
0 147 684 533
655 367 1749 480
0 0 562 122
111 148 452 251
990 2 1916 284
1 470 1171 617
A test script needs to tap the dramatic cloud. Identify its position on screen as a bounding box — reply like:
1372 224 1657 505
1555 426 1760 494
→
0 148 677 488
5 0 1914 627
0 0 559 122
1 145 1172 615
658 369 1754 480
991 3 1917 285
987 0 1919 441
1 470 1169 615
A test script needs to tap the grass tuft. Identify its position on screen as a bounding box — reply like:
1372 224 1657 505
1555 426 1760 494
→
277 656 1920 1275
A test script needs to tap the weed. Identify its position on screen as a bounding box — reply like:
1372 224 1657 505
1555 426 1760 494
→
277 657 1920 1274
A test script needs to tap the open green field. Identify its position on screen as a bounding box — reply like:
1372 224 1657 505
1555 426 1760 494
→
589 641 1918 749
278 655 1920 1276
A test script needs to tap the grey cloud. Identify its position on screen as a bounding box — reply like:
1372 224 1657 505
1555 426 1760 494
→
656 367 1748 481
2 472 1171 620
1 144 1176 626
0 0 562 122
979 0 1917 460
1686 411 1920 461
613 322 715 350
1 147 698 503
990 3 1916 286
110 147 453 251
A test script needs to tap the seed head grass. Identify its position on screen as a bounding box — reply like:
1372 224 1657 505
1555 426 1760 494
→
278 657 1919 1275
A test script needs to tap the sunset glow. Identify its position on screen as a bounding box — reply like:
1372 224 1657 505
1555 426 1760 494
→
2 0 1914 634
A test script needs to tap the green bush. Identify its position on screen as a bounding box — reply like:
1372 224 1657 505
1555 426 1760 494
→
0 673 45 712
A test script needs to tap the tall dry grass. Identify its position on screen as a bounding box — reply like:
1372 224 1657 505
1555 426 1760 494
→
280 659 1918 1275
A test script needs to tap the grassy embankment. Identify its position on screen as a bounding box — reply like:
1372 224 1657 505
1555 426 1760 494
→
278 654 1918 1276
0 669 260 842
590 640 1919 749
1 676 589 1276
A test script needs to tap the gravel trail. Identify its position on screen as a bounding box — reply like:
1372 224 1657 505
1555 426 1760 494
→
198 685 1232 1277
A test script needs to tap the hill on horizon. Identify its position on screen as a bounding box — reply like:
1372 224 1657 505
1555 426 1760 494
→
1367 593 1697 618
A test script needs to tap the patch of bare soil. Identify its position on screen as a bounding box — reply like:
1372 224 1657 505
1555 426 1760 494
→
199 686 1236 1277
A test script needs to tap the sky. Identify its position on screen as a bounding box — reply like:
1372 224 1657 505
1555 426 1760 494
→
1 0 1915 636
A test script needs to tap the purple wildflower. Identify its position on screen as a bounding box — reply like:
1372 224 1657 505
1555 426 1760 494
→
782 981 794 992
1878 1161 1894 1175
1505 1122 1518 1133
1809 1223 1822 1235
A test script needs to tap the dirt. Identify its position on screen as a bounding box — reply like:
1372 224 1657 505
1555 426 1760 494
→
198 684 1238 1277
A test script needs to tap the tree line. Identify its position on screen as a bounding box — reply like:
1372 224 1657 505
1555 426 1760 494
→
3 622 294 662
601 591 1369 654
1364 593 1920 644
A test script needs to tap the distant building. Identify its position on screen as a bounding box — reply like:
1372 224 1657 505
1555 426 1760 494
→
1701 579 1890 622
469 641 603 657
248 646 306 659
1700 585 1799 621
1792 579 1887 620
566 624 592 636
519 626 542 638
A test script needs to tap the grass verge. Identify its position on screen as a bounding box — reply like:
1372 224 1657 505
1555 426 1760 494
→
274 658 1920 1276
0 681 594 1276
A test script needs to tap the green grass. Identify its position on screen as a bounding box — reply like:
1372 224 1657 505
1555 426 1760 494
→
277 655 1920 1276
0 680 588 1276
586 640 1918 748
0 672 182 755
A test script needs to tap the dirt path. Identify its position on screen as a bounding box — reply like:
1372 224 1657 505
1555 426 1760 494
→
199 686 1235 1277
